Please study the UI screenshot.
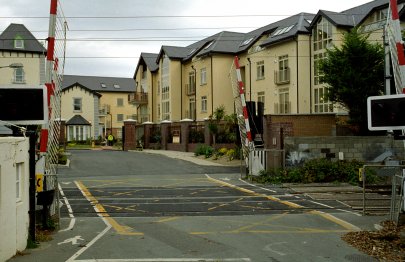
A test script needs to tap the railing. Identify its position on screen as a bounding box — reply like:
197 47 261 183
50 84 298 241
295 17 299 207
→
128 92 148 104
274 68 290 85
185 83 195 95
274 102 291 114
99 104 110 115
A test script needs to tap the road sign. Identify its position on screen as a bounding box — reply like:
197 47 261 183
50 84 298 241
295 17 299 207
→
36 174 44 192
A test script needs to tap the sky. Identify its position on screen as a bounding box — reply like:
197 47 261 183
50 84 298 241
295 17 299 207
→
0 0 374 78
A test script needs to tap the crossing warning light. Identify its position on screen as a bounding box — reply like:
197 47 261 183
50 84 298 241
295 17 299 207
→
367 94 405 131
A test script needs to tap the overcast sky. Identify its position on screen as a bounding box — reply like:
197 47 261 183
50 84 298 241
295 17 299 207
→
0 0 373 78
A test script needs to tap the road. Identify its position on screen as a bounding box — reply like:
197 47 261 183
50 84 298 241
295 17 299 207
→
9 150 381 262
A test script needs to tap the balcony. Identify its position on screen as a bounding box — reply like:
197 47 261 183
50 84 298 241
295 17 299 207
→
274 68 290 85
185 83 195 96
99 104 110 115
128 92 148 105
274 102 291 114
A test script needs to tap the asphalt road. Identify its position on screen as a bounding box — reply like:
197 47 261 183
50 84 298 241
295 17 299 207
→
9 150 382 262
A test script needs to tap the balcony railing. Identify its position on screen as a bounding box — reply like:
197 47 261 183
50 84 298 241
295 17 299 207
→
185 83 195 96
274 68 290 85
99 104 110 115
274 102 291 114
128 92 148 104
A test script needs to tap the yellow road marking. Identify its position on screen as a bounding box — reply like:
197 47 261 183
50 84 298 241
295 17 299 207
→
156 217 180 223
308 210 360 231
208 203 228 211
205 175 302 209
76 181 143 236
230 213 287 233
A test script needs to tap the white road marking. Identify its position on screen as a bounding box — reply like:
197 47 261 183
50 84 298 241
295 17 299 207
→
58 236 84 245
238 178 277 193
58 183 76 232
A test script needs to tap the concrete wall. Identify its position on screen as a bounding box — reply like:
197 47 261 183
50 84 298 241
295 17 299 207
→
284 136 405 167
0 137 30 262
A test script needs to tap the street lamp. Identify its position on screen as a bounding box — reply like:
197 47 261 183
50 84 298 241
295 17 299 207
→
0 63 23 69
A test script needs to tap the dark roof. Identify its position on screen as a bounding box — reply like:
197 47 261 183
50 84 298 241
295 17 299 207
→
62 82 102 97
62 75 135 93
259 13 315 47
66 115 91 126
0 23 46 53
133 53 159 79
195 31 246 57
311 0 405 28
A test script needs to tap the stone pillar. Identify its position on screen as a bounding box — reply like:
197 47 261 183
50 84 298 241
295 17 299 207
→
180 119 193 152
204 119 212 146
143 122 153 149
58 119 66 149
160 120 171 150
123 119 137 151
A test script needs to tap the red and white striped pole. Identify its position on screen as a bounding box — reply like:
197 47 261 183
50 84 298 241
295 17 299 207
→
234 56 252 143
389 0 405 94
39 0 58 154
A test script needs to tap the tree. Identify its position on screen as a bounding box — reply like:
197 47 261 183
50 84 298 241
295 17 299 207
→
319 28 384 135
208 105 225 146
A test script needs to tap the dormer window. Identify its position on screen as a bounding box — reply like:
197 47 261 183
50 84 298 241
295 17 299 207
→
14 36 24 49
113 84 120 89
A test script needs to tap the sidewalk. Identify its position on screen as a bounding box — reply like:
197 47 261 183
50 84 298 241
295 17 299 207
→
134 149 241 167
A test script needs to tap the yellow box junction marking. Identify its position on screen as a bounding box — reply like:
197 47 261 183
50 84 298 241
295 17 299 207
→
75 181 143 236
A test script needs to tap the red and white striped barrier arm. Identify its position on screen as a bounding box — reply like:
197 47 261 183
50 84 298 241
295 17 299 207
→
389 0 405 94
234 56 252 142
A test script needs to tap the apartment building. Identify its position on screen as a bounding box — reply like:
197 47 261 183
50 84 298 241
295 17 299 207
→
62 75 136 140
134 0 404 125
0 23 46 86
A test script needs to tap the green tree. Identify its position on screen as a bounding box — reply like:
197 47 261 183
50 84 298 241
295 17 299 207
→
208 105 226 146
319 28 384 135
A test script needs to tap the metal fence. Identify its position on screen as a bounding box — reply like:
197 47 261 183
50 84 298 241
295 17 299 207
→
361 165 404 222
249 149 285 176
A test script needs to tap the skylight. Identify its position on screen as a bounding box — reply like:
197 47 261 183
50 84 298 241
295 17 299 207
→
101 83 107 88
272 24 295 37
113 84 120 89
240 37 254 47
204 41 214 50
188 48 196 55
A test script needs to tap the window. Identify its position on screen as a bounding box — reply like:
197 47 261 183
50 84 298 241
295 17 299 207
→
314 53 326 85
313 17 332 51
14 36 24 49
73 98 82 112
117 114 124 122
113 84 120 89
201 96 207 112
240 37 254 46
101 83 107 88
14 68 25 83
258 91 265 111
189 97 195 120
279 88 290 114
117 98 124 107
16 163 23 202
256 61 265 80
162 101 170 120
272 25 295 37
200 68 207 85
276 55 289 84
188 71 195 94
314 87 333 113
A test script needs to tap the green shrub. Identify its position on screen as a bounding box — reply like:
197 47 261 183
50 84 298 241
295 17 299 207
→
194 144 214 158
256 158 372 184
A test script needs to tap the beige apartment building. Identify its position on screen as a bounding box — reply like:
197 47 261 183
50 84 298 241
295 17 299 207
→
134 0 403 126
62 75 136 141
0 23 46 86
